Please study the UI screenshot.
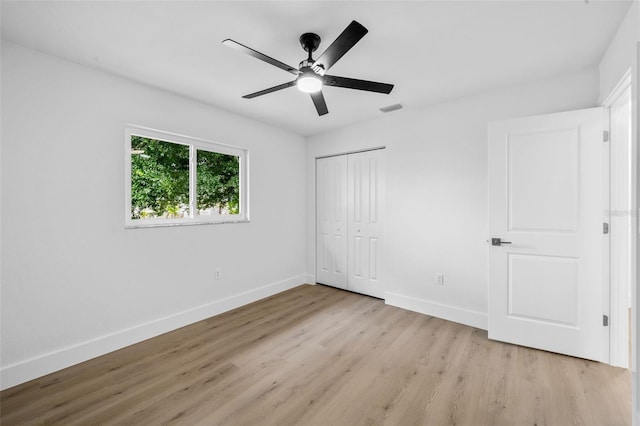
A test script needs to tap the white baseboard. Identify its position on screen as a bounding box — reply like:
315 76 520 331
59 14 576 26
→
1 274 307 390
304 273 316 284
384 291 488 330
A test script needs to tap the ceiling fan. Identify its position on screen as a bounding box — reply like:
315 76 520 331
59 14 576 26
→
222 20 394 116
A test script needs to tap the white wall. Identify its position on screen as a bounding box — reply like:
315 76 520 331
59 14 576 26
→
597 1 639 419
306 69 600 329
0 42 307 389
601 1 640 421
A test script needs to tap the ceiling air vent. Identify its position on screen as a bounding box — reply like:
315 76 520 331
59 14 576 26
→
379 103 403 113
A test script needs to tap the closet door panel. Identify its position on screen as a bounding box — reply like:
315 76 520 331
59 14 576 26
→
316 156 348 289
348 150 384 298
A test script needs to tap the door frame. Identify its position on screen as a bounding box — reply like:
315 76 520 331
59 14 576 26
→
603 69 634 368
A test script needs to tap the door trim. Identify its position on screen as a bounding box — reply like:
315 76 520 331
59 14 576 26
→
603 70 633 368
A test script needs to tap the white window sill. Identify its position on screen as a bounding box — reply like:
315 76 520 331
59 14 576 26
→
125 218 250 229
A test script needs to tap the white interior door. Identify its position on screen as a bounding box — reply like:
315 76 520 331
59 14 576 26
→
488 107 608 362
347 150 385 298
316 155 348 289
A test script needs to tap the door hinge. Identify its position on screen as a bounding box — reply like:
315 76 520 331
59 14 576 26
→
603 130 609 142
603 315 609 327
603 223 609 234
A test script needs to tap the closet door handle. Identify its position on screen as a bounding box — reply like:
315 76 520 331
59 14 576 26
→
491 238 512 246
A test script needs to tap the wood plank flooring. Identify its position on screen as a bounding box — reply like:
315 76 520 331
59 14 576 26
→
1 284 630 425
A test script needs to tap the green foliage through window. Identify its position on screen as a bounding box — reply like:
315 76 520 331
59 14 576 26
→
130 136 240 220
197 149 240 215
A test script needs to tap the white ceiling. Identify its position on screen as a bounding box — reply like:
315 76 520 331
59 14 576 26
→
1 1 632 137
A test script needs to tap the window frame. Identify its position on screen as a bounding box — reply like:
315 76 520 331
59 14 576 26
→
125 125 249 228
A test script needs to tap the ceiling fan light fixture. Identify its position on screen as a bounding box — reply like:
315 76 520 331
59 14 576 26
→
296 69 323 93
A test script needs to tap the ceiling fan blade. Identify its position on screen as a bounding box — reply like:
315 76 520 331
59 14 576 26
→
310 91 329 116
242 81 296 99
222 39 300 75
324 75 394 94
313 21 368 73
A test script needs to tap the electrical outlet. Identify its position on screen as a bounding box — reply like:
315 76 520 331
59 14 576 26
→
215 268 222 280
435 273 444 286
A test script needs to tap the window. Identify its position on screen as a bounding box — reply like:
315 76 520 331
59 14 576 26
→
125 126 248 227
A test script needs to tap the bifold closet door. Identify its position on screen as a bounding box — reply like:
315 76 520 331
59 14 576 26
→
316 150 384 298
316 155 348 289
347 150 384 298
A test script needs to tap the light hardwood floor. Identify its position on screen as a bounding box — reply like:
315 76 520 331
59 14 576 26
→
1 284 630 425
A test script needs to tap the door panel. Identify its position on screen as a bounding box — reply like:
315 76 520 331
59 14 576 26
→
316 155 348 289
369 237 379 280
508 128 579 232
348 150 384 298
488 107 607 362
508 254 579 326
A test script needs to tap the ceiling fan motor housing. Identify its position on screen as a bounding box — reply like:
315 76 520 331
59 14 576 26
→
299 32 321 54
299 33 324 75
